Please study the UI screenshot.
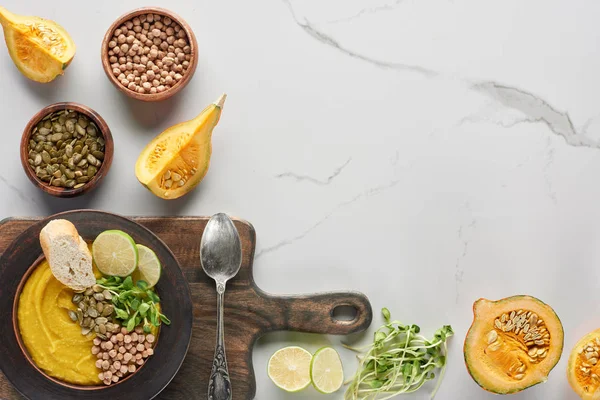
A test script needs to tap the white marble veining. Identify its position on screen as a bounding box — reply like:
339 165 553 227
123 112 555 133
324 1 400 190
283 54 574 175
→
1 0 600 398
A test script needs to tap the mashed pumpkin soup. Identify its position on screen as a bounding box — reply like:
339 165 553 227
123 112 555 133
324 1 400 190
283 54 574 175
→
17 260 101 385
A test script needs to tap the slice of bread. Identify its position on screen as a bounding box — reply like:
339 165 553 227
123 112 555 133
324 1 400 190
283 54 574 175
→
40 219 95 291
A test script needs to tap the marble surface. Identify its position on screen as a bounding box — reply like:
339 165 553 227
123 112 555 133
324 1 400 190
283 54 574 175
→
1 0 599 398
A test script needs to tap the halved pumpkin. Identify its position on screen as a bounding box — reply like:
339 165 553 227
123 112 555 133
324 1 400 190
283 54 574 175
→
568 329 600 399
0 6 76 82
464 295 564 394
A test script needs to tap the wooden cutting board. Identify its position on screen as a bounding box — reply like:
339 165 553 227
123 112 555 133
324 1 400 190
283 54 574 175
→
0 216 372 400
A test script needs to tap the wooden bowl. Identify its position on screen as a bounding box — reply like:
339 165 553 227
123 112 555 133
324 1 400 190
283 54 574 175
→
20 103 114 198
0 210 193 399
101 7 199 102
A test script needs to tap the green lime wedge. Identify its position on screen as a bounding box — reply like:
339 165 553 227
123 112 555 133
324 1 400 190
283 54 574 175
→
92 230 138 277
268 346 312 392
132 244 161 288
310 347 344 394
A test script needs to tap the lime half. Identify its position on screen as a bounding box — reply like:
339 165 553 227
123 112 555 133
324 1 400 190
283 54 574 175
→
132 244 161 288
268 346 312 392
92 230 138 277
310 347 344 394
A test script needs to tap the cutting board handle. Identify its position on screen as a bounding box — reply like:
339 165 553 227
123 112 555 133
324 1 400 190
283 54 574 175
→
266 291 373 335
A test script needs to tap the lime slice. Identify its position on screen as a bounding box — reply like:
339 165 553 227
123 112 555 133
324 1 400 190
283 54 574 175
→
268 346 312 392
310 347 344 394
92 230 138 277
132 244 161 288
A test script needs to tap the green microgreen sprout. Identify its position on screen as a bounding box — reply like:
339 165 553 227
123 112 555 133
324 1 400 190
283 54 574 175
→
96 275 171 333
343 308 453 400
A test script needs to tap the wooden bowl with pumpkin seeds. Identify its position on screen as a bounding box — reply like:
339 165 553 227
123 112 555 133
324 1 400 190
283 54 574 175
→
20 102 114 198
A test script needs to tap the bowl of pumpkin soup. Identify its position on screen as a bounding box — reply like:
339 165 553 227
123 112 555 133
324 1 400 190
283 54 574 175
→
0 210 193 400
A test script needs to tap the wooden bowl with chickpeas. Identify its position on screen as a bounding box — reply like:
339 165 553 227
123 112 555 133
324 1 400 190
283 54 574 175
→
101 7 198 102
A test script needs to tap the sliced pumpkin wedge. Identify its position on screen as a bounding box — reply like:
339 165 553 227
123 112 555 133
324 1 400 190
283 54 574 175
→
135 94 226 199
0 6 75 82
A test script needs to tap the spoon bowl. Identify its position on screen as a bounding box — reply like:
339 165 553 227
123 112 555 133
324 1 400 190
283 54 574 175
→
200 214 242 286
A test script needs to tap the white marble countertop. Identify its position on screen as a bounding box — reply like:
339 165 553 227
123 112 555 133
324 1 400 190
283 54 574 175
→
1 0 599 398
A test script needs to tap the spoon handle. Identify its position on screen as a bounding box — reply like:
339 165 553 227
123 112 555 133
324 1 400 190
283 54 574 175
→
208 284 232 400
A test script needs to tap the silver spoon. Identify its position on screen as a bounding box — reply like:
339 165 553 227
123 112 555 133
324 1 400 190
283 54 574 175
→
201 213 242 400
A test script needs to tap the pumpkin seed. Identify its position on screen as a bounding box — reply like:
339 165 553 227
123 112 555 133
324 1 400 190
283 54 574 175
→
68 310 78 322
81 326 92 335
88 307 99 318
102 290 112 300
93 293 105 301
72 293 83 303
102 305 114 317
95 317 108 325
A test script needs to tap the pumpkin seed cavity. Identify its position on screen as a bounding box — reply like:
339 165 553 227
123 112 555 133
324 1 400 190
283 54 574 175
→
486 309 551 381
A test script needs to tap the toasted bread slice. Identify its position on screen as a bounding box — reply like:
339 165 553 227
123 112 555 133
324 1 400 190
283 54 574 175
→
39 219 95 291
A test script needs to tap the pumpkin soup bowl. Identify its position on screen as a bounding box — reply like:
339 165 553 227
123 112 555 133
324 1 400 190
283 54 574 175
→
0 210 193 399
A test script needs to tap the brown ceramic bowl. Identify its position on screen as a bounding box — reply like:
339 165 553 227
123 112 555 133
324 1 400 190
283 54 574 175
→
101 7 198 102
20 102 114 198
0 210 193 399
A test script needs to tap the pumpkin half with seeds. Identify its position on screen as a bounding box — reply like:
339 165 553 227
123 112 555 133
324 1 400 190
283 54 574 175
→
464 295 564 394
567 329 600 399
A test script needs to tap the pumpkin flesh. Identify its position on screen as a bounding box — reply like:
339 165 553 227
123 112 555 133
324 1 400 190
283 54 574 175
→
464 296 564 394
567 329 600 400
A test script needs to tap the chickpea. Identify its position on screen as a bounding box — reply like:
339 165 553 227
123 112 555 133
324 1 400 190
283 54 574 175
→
108 40 117 49
96 360 103 368
101 360 110 370
150 87 157 94
163 17 172 26
136 359 144 366
117 34 126 44
129 364 137 373
125 21 133 29
136 353 143 360
112 375 119 383
109 349 118 358
120 365 128 374
117 352 125 361
147 348 154 356
118 346 126 354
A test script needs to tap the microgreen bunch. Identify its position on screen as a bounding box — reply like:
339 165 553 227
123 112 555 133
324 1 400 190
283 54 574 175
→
344 308 453 400
96 275 171 333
